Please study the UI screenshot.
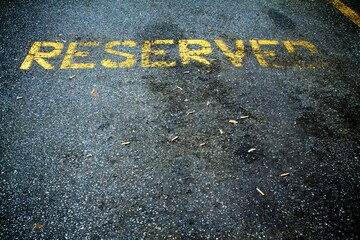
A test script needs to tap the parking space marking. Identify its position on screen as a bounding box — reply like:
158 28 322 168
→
330 0 360 27
61 42 100 69
20 39 324 70
249 40 281 68
214 40 245 67
142 40 176 67
20 42 64 70
179 40 213 66
102 40 137 68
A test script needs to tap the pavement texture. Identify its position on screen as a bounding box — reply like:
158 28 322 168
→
0 0 359 239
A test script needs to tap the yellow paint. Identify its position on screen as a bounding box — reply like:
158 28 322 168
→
141 40 176 67
20 39 325 70
283 40 326 68
283 40 318 54
214 39 245 67
179 39 212 65
60 42 100 69
249 40 281 68
101 40 136 68
330 0 360 28
20 42 63 70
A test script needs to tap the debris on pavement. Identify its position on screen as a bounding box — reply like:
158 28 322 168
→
256 188 265 196
248 148 256 153
280 173 290 177
171 136 179 142
31 223 44 231
90 89 97 96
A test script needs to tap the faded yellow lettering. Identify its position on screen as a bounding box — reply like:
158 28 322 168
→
249 40 281 68
20 42 63 70
179 40 212 65
141 40 176 67
283 40 325 68
20 39 325 70
283 40 318 54
101 40 137 68
214 39 245 67
60 42 100 69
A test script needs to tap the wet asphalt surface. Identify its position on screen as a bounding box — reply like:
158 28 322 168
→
1 0 359 239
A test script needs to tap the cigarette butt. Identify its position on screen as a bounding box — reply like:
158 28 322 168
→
240 115 250 119
171 136 179 142
280 173 290 177
256 188 265 196
16 96 23 100
90 89 97 96
229 120 238 124
86 153 93 158
199 143 206 147
121 141 130 146
176 86 183 91
69 75 76 79
248 148 256 153
183 71 190 74
31 223 44 231
187 111 195 115
219 129 224 134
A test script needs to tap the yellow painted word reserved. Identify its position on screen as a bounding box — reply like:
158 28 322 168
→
20 39 323 70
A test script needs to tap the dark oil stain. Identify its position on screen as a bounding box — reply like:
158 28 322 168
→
142 56 260 176
324 98 360 134
233 145 264 164
268 8 296 30
98 122 110 131
296 110 334 138
144 76 170 93
97 201 106 211
337 105 359 133
272 54 324 68
143 60 229 115
61 150 82 164
140 22 184 41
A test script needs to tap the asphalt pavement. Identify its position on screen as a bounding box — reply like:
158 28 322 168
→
1 0 359 239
